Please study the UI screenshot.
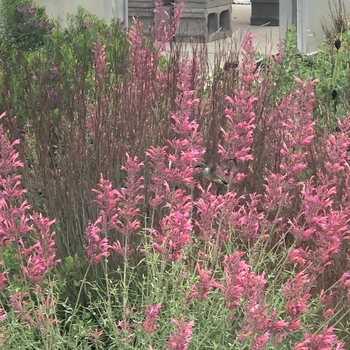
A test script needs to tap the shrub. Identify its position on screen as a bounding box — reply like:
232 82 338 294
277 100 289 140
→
0 0 54 51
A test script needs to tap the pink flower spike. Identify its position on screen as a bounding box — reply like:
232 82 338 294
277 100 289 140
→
0 307 6 322
253 332 270 350
111 240 135 258
187 263 223 301
92 35 109 84
113 152 144 239
84 220 110 264
0 119 60 285
150 189 192 262
0 270 7 291
92 174 120 228
166 318 194 350
294 327 345 350
142 303 162 334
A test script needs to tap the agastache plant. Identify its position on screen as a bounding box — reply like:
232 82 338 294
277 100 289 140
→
0 112 61 342
278 78 318 184
146 146 169 209
219 33 260 187
0 112 60 284
283 271 312 332
166 317 194 350
294 327 345 349
152 0 185 49
84 174 117 264
186 261 223 302
86 153 144 262
288 179 350 275
142 303 162 335
166 58 205 188
87 35 110 135
149 185 192 261
110 153 144 258
221 252 289 347
146 56 206 261
194 185 227 243
127 18 166 130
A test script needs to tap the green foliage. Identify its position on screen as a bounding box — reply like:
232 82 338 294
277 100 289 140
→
312 30 350 125
158 55 170 74
269 27 313 96
2 242 20 276
0 5 129 123
266 25 350 128
0 0 54 51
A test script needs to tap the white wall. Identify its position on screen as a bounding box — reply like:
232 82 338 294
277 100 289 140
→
34 0 128 25
280 0 350 54
308 0 350 52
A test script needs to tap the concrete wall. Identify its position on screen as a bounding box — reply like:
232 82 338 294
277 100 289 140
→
129 0 234 42
33 0 128 25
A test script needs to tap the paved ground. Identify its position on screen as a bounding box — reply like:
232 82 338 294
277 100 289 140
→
167 4 280 74
224 4 279 54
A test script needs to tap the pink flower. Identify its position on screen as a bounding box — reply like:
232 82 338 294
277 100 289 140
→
86 329 103 345
165 60 205 188
82 21 91 29
284 272 312 331
84 219 110 264
9 290 31 325
146 146 169 207
111 240 134 258
0 308 6 322
150 189 192 261
117 310 136 345
271 39 285 64
88 159 144 262
152 0 184 45
20 214 61 283
9 288 59 331
340 272 350 287
288 247 311 266
142 304 161 334
92 35 109 84
113 153 144 239
195 188 226 242
294 327 345 350
0 118 60 284
0 269 7 291
269 310 288 335
186 262 223 301
222 252 249 309
166 318 194 350
252 332 270 350
92 174 120 229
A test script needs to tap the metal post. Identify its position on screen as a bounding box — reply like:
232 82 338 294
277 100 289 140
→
124 0 128 27
279 0 293 39
292 0 297 26
296 0 308 53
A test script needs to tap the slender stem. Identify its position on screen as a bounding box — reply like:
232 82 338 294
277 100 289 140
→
122 236 129 323
69 263 91 333
104 255 111 315
213 184 230 266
